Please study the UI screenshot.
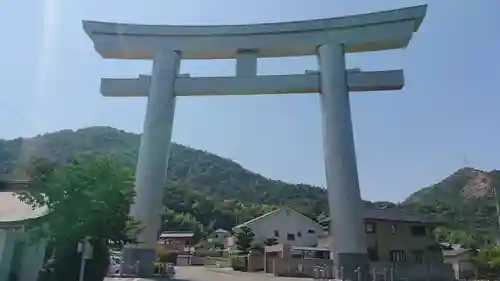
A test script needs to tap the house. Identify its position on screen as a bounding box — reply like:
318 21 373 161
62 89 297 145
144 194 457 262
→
158 231 194 253
207 229 230 247
231 207 323 248
441 243 476 279
0 180 49 281
318 208 443 265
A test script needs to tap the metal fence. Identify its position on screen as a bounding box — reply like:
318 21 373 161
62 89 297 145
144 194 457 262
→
313 266 398 281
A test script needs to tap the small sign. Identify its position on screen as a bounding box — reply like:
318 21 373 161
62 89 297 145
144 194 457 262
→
83 238 93 259
78 237 93 259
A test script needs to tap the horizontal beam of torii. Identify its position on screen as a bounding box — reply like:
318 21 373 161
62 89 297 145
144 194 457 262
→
100 69 403 97
83 5 426 59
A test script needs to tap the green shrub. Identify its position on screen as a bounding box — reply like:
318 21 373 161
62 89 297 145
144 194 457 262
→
156 246 178 264
195 248 222 257
230 256 247 271
154 262 167 274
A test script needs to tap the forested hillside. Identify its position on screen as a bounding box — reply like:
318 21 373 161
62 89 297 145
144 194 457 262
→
402 168 500 245
1 126 499 245
0 127 329 233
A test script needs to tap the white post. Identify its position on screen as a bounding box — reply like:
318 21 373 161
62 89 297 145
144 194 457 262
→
123 48 180 276
132 48 180 245
317 44 368 280
78 241 86 281
78 237 92 281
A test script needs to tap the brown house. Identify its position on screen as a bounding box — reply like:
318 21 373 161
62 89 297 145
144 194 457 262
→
318 208 443 265
158 231 194 253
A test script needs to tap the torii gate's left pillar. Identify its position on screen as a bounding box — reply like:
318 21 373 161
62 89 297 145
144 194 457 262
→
121 49 180 276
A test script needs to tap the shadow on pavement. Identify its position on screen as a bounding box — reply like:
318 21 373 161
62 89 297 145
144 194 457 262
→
106 277 190 281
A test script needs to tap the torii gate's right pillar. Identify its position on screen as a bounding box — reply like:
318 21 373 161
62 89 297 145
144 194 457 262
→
318 44 369 279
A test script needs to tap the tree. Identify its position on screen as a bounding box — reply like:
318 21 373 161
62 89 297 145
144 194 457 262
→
434 228 479 249
19 155 139 281
475 246 500 278
234 226 255 254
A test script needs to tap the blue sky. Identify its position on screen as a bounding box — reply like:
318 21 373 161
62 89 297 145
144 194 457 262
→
0 0 498 202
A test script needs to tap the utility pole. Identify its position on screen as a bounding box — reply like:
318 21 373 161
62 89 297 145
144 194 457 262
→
492 187 500 245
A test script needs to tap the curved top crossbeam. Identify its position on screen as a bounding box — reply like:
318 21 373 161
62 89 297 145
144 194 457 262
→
83 5 426 60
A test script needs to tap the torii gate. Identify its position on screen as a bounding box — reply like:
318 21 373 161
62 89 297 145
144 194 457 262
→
83 4 426 278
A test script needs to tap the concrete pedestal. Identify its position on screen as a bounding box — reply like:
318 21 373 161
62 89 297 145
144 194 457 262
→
318 43 368 281
335 253 370 281
120 247 156 276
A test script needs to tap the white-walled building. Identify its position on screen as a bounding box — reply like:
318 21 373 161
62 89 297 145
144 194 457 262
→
207 229 230 245
441 243 476 280
0 181 48 281
231 207 323 248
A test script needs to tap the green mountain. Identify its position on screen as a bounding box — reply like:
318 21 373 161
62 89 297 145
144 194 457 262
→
402 168 500 245
0 126 498 244
0 127 330 232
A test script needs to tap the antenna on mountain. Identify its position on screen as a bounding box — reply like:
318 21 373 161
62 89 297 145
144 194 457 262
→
463 156 469 167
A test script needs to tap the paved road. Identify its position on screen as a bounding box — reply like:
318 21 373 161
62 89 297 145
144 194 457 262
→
176 267 313 281
105 266 313 281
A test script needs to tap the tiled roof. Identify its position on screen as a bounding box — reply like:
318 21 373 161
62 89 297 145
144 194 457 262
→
440 243 463 250
442 248 472 256
233 206 321 229
363 208 435 223
0 192 47 223
233 208 282 229
320 208 435 224
159 232 195 238
0 180 31 192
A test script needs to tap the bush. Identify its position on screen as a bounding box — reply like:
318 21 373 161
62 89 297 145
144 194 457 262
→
195 248 222 257
230 256 247 271
154 262 169 274
156 246 178 264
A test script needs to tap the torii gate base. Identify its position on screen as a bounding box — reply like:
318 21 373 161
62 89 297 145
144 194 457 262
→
83 5 426 279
